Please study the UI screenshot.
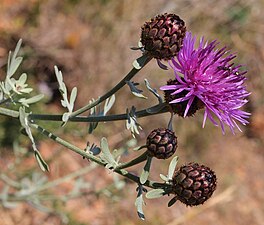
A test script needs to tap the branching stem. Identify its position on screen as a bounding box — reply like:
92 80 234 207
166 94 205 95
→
70 55 152 117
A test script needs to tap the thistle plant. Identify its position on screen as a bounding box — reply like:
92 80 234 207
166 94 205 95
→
0 13 250 221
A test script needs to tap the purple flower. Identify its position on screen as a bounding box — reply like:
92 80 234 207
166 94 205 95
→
160 32 250 134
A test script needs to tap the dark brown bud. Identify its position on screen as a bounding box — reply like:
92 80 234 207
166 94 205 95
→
140 13 186 60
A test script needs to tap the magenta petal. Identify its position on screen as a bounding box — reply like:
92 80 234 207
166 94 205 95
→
162 31 250 134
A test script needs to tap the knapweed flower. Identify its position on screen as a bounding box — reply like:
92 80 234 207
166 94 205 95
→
140 13 186 60
160 32 250 134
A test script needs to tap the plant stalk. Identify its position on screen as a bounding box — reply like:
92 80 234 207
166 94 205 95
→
70 55 152 117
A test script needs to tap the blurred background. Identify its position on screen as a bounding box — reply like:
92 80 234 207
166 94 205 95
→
0 0 263 224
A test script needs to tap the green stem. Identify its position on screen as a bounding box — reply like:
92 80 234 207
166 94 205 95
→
0 103 168 122
116 150 148 170
29 103 168 122
30 123 165 189
70 55 152 117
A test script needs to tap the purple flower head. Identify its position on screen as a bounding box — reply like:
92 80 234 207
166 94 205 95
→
160 32 251 134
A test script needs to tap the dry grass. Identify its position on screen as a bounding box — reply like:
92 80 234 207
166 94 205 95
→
0 0 264 224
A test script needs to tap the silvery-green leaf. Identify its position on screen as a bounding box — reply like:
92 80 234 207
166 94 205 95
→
132 55 148 70
168 156 179 180
104 94 115 115
144 79 162 103
146 189 165 199
19 94 44 106
69 87 77 110
132 91 147 99
18 73 27 84
61 99 67 108
19 108 36 151
35 150 49 172
60 83 67 97
6 77 17 94
168 197 178 207
19 107 27 128
20 87 33 94
140 156 152 184
100 137 117 166
7 39 23 77
19 108 49 172
160 174 169 182
8 57 23 77
12 39 22 63
54 66 63 83
135 189 145 220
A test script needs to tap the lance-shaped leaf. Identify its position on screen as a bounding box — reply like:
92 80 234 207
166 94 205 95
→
146 189 165 199
140 156 152 184
135 185 146 220
104 95 115 115
159 156 179 183
19 107 49 172
160 173 169 182
69 87 77 111
168 156 179 181
35 150 50 172
100 137 118 169
18 94 44 107
7 39 23 78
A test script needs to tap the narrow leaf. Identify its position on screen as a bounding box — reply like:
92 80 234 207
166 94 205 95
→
146 189 165 199
8 57 23 77
168 156 179 180
140 156 152 184
35 150 50 172
12 39 22 62
19 94 44 106
104 95 115 115
54 66 63 83
69 87 77 110
160 174 168 182
135 191 145 220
